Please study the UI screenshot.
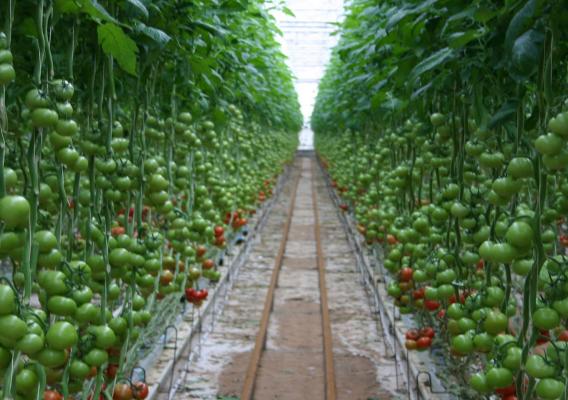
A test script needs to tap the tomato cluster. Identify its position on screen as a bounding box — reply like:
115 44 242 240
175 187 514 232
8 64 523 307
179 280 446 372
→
404 327 434 351
0 35 15 86
184 288 209 306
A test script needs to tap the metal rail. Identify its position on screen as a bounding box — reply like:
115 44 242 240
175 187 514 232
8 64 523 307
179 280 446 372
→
240 169 301 400
311 158 337 400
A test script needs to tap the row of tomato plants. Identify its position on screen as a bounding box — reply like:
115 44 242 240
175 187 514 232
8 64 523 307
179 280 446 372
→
314 0 568 399
0 0 300 399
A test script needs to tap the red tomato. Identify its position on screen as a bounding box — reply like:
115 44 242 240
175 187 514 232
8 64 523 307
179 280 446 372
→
112 226 126 236
214 226 224 237
202 259 214 270
196 245 207 258
399 267 413 282
87 366 98 378
558 330 568 341
106 363 118 379
536 329 550 345
113 383 133 400
413 287 425 300
133 381 149 399
160 270 174 285
419 327 435 339
495 384 516 396
386 234 398 245
405 329 420 341
424 300 440 311
416 336 432 350
44 390 63 400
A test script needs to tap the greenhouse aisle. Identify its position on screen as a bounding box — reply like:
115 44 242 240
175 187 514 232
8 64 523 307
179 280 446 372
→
173 154 399 399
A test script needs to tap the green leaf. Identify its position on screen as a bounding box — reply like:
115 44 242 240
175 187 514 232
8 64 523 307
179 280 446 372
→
448 29 485 49
80 0 118 23
504 0 537 53
186 21 227 38
473 6 499 23
125 0 149 19
54 0 81 13
97 23 138 76
409 47 454 82
386 0 438 30
411 81 433 100
511 29 544 79
489 100 518 129
134 22 171 46
282 7 295 17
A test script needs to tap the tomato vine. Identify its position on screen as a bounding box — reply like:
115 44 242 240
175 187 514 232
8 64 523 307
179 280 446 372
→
315 1 568 399
0 0 301 398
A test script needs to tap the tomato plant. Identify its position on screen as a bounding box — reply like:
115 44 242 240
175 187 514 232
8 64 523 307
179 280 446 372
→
0 0 301 397
314 0 568 398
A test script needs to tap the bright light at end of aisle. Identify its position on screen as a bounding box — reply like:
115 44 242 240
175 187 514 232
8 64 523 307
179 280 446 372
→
274 0 344 149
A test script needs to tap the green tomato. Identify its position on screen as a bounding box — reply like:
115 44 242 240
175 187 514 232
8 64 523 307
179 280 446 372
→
502 346 522 370
36 347 67 368
0 64 15 85
34 230 57 253
473 333 494 353
535 133 564 156
553 298 568 318
451 334 474 355
51 79 74 101
69 359 91 379
507 157 534 179
88 325 117 349
533 307 560 330
0 284 16 315
109 317 127 336
16 333 44 355
536 378 565 400
47 296 77 316
83 348 108 367
74 302 98 325
526 354 556 378
37 248 63 269
15 368 38 395
512 259 532 276
46 321 78 350
72 286 93 305
0 315 27 340
505 221 533 248
25 88 49 109
469 373 491 394
31 107 59 128
0 195 30 229
483 310 508 335
485 367 513 389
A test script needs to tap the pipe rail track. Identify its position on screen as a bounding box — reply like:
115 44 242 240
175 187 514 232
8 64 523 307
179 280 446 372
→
240 155 337 400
